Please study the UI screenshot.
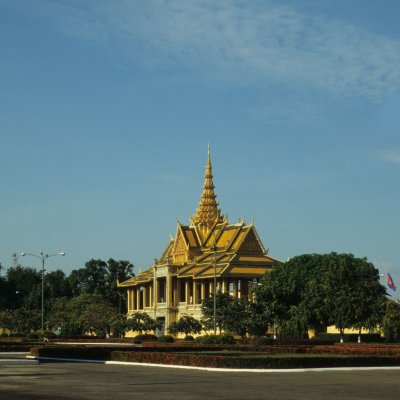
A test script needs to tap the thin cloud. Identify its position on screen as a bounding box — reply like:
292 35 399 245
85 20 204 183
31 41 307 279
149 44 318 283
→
380 150 400 164
27 0 400 101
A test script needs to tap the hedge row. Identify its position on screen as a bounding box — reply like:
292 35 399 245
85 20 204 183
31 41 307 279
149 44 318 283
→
110 351 400 369
30 345 226 358
308 344 400 356
30 346 129 360
314 333 383 343
30 343 400 359
0 344 32 352
140 344 400 357
141 343 334 353
30 343 400 369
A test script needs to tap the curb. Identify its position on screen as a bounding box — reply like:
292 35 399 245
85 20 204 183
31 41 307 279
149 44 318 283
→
27 356 400 373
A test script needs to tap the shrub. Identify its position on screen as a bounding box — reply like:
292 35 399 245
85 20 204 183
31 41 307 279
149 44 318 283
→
168 315 202 336
195 334 235 345
184 335 195 342
134 334 158 342
195 335 218 344
27 333 39 339
0 333 9 337
158 335 174 343
9 332 26 338
254 336 273 346
218 334 236 344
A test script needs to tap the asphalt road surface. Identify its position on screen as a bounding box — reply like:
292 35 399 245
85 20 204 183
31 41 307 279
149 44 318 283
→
1 360 399 400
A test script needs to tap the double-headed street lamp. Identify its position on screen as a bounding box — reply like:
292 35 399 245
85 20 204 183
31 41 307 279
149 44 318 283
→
21 251 65 331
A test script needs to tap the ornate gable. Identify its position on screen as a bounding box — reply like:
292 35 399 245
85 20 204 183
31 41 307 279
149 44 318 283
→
174 230 187 252
171 226 188 265
237 228 265 255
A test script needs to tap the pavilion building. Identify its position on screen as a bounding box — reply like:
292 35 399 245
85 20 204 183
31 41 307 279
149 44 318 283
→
118 146 280 334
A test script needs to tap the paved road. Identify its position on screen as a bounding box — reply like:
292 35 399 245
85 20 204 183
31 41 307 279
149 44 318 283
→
1 360 399 400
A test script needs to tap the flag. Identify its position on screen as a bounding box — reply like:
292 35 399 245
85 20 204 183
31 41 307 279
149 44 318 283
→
387 273 397 291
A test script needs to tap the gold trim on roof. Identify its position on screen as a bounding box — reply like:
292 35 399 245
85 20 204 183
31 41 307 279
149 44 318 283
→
117 145 281 289
191 145 225 230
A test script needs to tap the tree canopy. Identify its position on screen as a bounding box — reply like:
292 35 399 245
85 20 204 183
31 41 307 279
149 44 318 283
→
0 252 391 340
68 258 134 311
254 253 387 339
0 258 134 334
168 315 202 336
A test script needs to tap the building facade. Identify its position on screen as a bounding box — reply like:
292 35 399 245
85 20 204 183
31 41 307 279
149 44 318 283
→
118 146 280 334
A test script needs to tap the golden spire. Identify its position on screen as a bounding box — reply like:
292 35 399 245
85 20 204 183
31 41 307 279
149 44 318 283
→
191 145 224 229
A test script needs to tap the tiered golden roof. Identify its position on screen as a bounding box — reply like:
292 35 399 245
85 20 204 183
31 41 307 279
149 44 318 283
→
190 144 225 231
118 146 279 288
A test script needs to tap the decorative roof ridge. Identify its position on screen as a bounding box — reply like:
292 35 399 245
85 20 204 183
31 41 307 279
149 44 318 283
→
203 220 226 247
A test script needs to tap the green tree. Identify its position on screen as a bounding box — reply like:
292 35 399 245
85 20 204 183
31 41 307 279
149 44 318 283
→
45 270 71 300
320 253 386 341
168 315 202 336
222 297 252 339
80 300 117 338
201 291 237 334
6 266 41 310
254 259 310 338
382 300 400 341
109 313 127 338
10 308 41 333
105 258 134 312
48 293 119 337
0 309 13 331
48 297 79 336
68 259 134 310
1 259 133 335
254 253 387 340
0 276 11 309
247 302 272 336
125 312 161 334
68 259 108 296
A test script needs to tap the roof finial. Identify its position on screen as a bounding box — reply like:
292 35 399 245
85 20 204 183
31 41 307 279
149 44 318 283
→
191 145 224 228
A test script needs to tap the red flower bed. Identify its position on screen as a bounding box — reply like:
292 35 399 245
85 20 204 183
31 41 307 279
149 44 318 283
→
110 351 400 369
308 344 400 357
30 343 400 369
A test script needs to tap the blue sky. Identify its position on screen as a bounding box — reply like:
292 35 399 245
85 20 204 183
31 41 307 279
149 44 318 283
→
1 0 399 295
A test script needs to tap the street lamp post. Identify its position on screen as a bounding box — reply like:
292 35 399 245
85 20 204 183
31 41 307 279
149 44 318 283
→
211 244 217 335
21 251 65 331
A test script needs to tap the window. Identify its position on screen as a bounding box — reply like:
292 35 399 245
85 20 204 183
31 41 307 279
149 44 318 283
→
158 278 166 303
179 280 186 302
188 282 193 304
228 280 234 295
